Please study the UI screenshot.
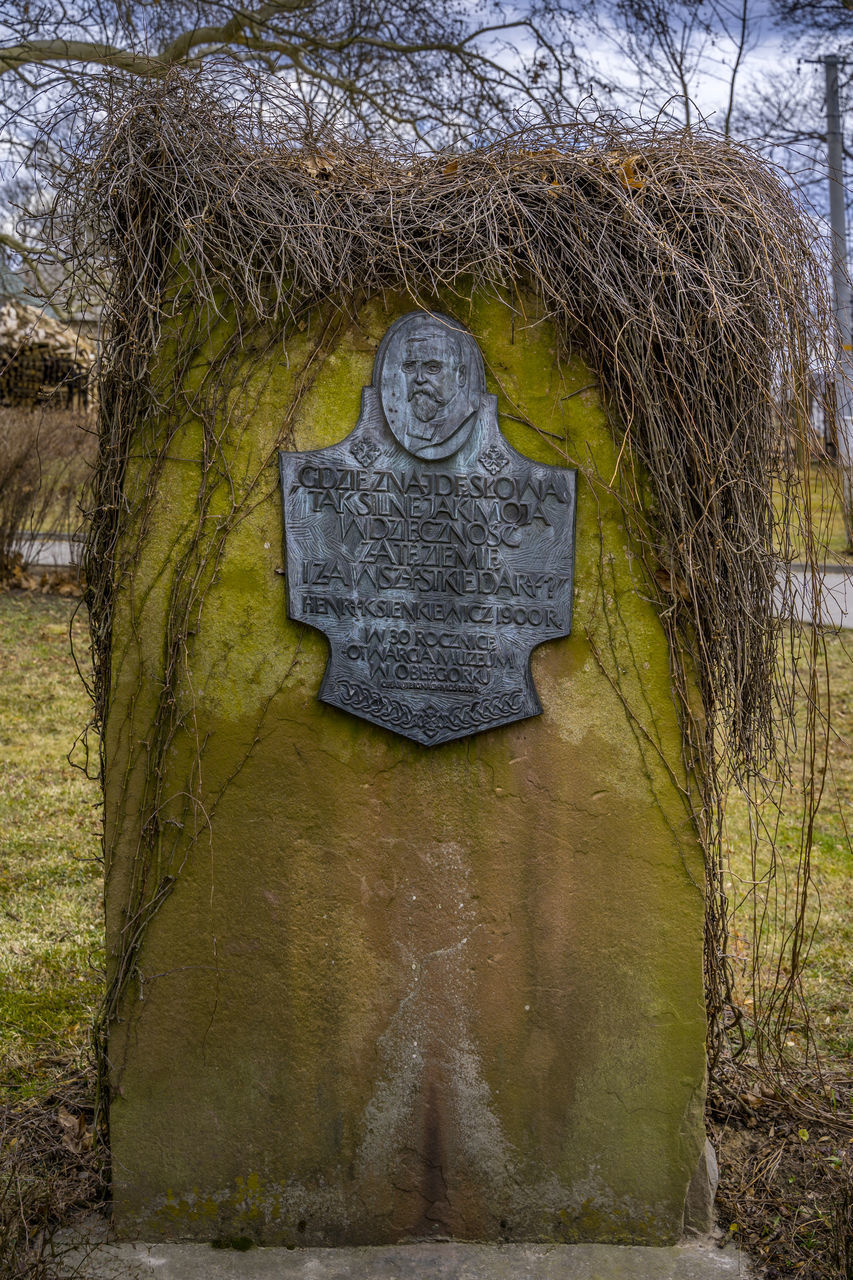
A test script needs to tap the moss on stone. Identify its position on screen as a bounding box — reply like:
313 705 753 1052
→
105 292 706 1246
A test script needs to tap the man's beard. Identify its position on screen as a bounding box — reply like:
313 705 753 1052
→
409 388 446 423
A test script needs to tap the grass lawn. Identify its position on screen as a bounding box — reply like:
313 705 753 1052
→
3 599 847 1083
789 463 851 563
0 587 850 1275
0 592 102 1100
722 630 853 1065
799 630 853 1060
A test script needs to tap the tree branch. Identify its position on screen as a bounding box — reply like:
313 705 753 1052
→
0 38 171 76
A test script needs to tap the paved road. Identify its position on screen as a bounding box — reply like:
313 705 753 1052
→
18 532 83 572
777 565 853 630
17 535 853 629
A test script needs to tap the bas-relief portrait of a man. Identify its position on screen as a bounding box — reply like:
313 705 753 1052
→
376 312 486 460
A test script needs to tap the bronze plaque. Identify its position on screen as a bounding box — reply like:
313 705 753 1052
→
279 312 576 745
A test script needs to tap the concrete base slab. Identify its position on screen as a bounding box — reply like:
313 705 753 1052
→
57 1236 750 1280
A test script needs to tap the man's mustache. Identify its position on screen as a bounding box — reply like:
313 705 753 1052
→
408 385 444 404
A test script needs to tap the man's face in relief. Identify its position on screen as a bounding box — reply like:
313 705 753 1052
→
401 335 466 432
377 313 483 460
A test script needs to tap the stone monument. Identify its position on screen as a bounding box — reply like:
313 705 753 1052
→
104 294 709 1247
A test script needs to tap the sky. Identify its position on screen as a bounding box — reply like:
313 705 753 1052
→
0 0 849 264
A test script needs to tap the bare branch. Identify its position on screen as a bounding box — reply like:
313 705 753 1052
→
0 37 172 76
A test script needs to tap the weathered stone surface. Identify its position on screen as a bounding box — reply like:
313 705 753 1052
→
105 293 707 1246
683 1142 719 1237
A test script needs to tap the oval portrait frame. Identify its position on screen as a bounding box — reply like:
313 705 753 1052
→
373 311 486 461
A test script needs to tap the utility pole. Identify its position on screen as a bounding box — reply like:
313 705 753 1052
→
824 54 853 550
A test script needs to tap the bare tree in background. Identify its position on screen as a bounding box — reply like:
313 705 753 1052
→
587 0 760 134
732 1 853 534
0 0 590 306
735 0 853 180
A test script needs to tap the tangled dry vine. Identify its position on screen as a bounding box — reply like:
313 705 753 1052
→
46 70 844 1143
